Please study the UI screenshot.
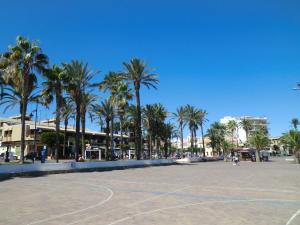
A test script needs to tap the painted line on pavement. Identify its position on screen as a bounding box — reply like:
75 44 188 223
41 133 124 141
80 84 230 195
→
25 183 114 225
286 209 300 225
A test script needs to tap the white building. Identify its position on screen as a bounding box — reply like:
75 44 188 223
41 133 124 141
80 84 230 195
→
220 116 268 146
171 136 215 156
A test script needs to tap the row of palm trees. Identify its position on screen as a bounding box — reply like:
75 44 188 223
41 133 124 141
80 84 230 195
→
226 118 253 147
205 119 268 158
173 105 208 156
0 36 158 163
3 36 275 163
280 118 300 163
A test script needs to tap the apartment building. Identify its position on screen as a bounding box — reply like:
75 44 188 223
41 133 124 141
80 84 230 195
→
220 116 268 146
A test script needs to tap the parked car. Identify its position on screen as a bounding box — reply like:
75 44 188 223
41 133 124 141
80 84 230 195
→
0 152 18 161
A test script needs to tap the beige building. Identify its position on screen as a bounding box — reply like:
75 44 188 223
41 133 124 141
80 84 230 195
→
0 116 127 159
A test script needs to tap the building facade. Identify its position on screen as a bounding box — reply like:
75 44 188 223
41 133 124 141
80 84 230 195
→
171 136 215 156
0 116 127 159
220 116 268 146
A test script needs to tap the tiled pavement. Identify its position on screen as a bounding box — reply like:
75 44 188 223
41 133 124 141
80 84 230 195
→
0 158 299 225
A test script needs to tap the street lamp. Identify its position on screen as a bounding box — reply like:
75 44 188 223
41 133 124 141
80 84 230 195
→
30 102 38 163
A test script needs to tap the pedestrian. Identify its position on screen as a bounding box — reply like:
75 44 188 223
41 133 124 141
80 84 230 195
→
233 155 239 166
231 150 234 161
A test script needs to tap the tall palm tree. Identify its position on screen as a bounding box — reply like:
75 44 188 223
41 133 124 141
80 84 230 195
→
291 118 299 130
127 104 139 155
63 60 94 161
161 122 174 158
196 109 208 157
111 81 133 157
122 58 159 159
99 72 123 159
239 118 253 142
249 129 269 162
173 106 187 154
153 103 168 157
0 36 48 163
42 65 64 163
94 100 113 160
80 93 97 157
185 105 198 151
61 100 74 158
227 120 238 147
143 104 156 159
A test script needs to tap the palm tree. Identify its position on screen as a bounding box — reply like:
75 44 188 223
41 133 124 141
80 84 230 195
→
239 118 253 142
80 93 97 157
173 106 187 155
94 100 113 160
42 65 64 163
0 36 48 163
227 120 238 147
185 105 199 152
63 60 94 161
291 118 299 130
111 82 132 157
127 104 139 156
249 129 269 162
61 100 74 158
281 130 300 163
206 122 226 156
161 122 174 158
99 72 126 160
122 58 159 159
196 109 208 157
143 104 156 159
152 103 168 157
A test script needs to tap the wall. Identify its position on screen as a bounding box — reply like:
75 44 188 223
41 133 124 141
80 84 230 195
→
0 159 175 174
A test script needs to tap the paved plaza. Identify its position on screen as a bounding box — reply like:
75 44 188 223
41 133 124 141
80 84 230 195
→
0 158 300 225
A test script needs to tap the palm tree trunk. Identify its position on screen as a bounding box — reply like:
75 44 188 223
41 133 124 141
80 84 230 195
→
135 88 142 160
200 124 205 157
75 101 81 162
236 128 239 147
149 135 152 159
194 129 197 155
20 100 27 164
105 119 110 160
63 118 68 158
81 112 86 158
120 114 124 159
256 149 260 162
148 135 151 159
110 112 114 160
55 90 61 163
180 122 184 154
190 128 194 150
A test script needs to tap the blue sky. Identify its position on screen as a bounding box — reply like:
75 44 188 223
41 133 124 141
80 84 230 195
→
1 0 300 137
